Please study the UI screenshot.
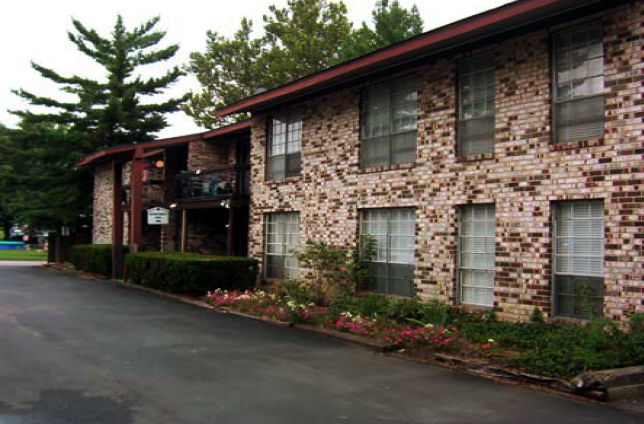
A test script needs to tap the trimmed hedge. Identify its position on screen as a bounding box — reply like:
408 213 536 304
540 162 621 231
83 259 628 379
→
70 244 129 276
124 252 258 297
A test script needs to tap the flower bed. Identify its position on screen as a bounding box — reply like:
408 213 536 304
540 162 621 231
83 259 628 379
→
204 286 644 380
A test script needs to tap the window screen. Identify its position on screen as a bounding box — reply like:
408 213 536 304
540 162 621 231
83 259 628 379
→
361 208 415 297
459 204 495 307
554 23 604 143
265 213 299 279
267 112 302 180
459 54 495 156
554 200 604 318
361 77 418 168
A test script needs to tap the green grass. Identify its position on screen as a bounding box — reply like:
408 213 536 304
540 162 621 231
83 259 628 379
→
0 250 47 261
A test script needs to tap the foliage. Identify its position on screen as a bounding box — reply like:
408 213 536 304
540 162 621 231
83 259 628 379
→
125 252 258 297
5 15 187 227
185 0 423 128
294 241 357 305
341 0 424 59
13 15 187 148
70 244 130 276
0 122 93 226
530 306 545 323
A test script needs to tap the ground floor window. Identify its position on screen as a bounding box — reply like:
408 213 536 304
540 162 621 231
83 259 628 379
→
265 212 299 279
554 200 604 318
360 208 415 297
459 204 495 307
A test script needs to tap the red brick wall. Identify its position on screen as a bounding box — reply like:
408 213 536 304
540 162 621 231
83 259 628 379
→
248 1 644 323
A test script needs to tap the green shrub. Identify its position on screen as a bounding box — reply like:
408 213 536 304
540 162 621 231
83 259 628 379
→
70 244 129 276
125 252 258 297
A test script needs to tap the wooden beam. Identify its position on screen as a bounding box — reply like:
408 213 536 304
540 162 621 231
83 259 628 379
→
130 148 144 252
112 160 124 279
227 207 235 256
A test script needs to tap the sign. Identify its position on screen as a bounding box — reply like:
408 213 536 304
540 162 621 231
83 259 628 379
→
147 207 170 225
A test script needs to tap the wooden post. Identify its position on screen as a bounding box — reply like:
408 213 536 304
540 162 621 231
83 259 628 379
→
181 209 187 252
130 148 144 252
112 160 124 280
227 207 235 256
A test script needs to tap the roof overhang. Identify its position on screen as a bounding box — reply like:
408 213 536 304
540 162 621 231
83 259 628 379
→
77 120 251 167
217 0 612 117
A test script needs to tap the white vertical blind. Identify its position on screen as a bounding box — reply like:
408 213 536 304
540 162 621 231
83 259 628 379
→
460 204 495 307
265 213 299 279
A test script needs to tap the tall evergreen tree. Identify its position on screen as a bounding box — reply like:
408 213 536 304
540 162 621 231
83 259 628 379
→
6 15 188 227
13 15 188 148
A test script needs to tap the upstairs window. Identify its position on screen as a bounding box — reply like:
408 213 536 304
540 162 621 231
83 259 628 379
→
553 23 604 144
459 54 495 156
267 111 302 180
361 76 417 168
553 200 604 318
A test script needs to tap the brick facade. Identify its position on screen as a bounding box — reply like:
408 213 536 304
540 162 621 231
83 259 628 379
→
248 1 644 323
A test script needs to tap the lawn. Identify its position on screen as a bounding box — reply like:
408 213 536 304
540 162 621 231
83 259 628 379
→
0 250 47 261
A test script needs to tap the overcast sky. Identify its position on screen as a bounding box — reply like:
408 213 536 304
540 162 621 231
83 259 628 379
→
1 0 509 138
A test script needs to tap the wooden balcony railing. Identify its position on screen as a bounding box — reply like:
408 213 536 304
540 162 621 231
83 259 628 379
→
175 165 250 200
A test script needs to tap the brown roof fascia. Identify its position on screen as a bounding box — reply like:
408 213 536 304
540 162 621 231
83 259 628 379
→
77 120 252 167
216 0 603 117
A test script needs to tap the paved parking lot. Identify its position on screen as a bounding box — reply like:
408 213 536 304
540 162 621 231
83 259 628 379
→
0 262 641 424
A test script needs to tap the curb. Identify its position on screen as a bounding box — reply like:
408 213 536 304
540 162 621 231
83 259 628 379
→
294 324 396 352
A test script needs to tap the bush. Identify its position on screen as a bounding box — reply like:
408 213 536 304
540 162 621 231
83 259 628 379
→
70 244 129 276
125 252 258 297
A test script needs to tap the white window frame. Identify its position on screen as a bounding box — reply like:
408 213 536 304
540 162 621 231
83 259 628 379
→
458 204 496 307
458 53 495 156
360 208 415 297
267 111 302 180
553 22 604 144
265 212 299 279
553 200 604 318
361 76 418 168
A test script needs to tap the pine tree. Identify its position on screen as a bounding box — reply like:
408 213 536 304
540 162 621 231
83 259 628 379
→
13 15 188 148
6 15 188 227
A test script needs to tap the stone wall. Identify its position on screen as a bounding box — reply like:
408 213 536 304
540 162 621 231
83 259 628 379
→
248 1 644 323
92 162 131 245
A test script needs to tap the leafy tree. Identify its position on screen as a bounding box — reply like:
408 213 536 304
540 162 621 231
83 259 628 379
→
342 0 424 59
0 124 15 239
186 0 423 128
184 0 353 128
13 15 188 148
182 19 265 128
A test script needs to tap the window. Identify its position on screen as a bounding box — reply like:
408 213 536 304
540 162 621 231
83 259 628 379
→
459 54 495 156
360 208 415 297
265 213 299 279
267 111 302 180
553 23 604 144
553 201 604 318
361 76 418 168
459 204 495 307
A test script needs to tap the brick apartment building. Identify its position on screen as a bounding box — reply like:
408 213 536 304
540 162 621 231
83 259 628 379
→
214 0 644 323
83 0 643 323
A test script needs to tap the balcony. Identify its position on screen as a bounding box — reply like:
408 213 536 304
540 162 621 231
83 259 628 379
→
175 165 250 201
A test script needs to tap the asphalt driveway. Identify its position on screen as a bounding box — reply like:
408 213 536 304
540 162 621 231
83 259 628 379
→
0 262 641 424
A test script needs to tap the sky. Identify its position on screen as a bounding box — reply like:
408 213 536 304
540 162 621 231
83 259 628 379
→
1 0 510 138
